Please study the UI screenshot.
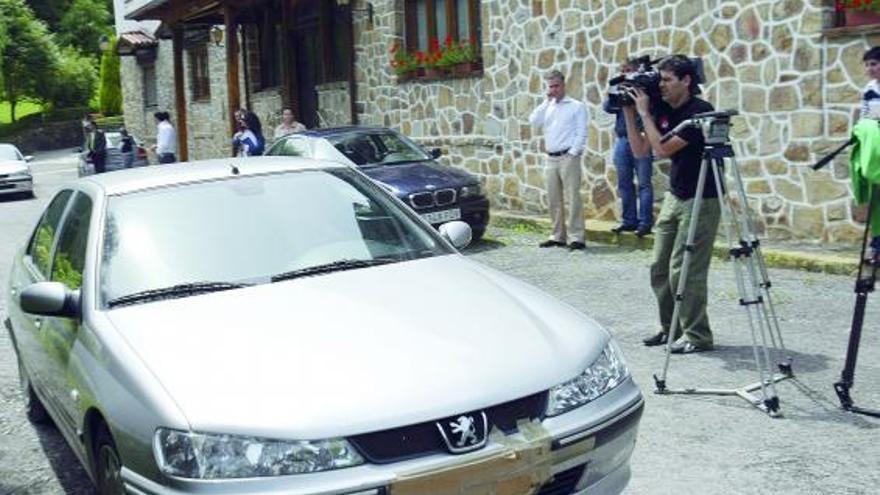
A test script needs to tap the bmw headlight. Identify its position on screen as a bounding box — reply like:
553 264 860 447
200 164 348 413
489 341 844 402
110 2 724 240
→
154 428 364 479
460 183 481 198
545 340 629 417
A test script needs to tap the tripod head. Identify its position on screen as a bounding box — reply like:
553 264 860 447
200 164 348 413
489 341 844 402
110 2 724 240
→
661 109 738 146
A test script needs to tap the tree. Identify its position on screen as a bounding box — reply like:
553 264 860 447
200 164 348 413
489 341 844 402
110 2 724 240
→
25 0 71 31
57 0 111 56
98 36 121 115
0 0 58 121
51 47 97 109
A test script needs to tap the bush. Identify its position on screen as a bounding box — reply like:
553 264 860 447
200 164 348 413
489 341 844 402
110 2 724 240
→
98 36 121 116
50 47 98 109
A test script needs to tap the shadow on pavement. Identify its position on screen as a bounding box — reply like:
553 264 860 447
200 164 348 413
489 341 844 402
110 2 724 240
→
33 421 96 494
779 378 880 428
707 344 831 374
464 237 506 254
0 193 36 204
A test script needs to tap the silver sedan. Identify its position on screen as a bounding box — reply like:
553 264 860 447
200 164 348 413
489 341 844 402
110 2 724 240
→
0 143 34 198
5 156 643 495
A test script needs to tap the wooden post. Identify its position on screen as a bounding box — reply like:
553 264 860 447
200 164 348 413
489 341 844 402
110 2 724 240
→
225 5 241 155
172 24 189 162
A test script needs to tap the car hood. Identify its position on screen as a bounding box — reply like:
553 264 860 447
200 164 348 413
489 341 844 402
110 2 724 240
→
106 255 608 439
361 160 475 195
0 161 28 174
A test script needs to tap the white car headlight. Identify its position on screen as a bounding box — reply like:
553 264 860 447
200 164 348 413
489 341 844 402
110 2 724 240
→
154 428 364 479
460 183 481 198
545 340 629 417
9 169 31 179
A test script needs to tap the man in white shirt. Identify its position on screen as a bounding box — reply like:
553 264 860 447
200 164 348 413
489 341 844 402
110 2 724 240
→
529 70 589 250
152 111 177 164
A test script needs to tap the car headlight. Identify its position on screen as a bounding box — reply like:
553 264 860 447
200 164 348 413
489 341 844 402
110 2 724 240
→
545 340 629 417
459 183 481 198
154 428 364 479
9 170 31 179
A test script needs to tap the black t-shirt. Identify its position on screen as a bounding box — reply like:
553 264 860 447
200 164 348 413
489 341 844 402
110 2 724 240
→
654 97 716 199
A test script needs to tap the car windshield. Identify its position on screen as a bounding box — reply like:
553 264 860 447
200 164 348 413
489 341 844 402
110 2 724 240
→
104 132 121 148
99 168 451 306
327 131 431 166
0 144 22 160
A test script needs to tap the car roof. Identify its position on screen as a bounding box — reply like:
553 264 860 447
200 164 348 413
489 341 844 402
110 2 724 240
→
297 126 394 138
80 156 351 195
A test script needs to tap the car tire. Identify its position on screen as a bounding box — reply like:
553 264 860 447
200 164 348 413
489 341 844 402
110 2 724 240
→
471 228 485 243
93 424 126 495
18 360 50 424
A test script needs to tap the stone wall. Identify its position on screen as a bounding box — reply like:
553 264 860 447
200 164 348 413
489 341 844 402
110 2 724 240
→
340 0 880 244
317 82 353 127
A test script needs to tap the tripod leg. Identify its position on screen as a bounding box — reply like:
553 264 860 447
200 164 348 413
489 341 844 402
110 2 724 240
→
710 156 780 414
655 155 711 392
834 194 878 414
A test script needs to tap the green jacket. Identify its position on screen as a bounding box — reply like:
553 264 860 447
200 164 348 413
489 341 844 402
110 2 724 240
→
850 119 880 235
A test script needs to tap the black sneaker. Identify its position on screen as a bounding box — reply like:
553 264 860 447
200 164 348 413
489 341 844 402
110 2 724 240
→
568 241 586 251
539 240 566 248
642 332 668 346
635 226 652 237
611 224 638 234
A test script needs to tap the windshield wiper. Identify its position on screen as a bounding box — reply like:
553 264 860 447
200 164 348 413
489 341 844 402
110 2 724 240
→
107 281 252 308
271 258 396 283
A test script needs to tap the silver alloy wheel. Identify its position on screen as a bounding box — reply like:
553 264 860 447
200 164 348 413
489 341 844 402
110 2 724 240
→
97 442 125 495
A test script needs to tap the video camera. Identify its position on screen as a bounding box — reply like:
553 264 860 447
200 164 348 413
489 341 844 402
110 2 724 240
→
606 55 706 111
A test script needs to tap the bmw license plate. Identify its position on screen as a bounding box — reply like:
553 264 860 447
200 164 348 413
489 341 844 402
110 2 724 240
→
421 208 461 224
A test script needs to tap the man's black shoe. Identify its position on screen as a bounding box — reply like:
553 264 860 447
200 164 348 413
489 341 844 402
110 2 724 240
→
635 226 652 237
539 240 566 248
611 224 637 234
670 339 713 354
642 332 668 346
568 241 586 251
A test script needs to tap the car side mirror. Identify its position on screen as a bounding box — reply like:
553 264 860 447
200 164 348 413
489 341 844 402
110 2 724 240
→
430 148 442 159
19 282 81 318
24 155 33 162
439 221 472 249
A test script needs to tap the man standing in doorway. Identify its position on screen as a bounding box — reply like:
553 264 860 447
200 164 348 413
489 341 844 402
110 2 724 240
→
529 70 589 250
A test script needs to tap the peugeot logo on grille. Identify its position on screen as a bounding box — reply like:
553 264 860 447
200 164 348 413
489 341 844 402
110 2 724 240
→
435 411 488 454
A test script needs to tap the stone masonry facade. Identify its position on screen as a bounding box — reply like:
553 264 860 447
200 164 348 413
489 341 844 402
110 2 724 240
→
120 0 880 243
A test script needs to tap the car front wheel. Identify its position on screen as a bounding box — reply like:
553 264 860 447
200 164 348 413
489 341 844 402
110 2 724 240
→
94 425 126 495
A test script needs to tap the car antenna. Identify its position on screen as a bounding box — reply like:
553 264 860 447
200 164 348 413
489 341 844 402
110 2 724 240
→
230 164 240 175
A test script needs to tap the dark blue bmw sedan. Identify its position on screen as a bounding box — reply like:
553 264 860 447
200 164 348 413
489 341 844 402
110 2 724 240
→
266 126 490 240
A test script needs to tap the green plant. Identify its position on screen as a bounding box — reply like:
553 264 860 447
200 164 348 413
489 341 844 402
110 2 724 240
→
51 46 97 109
836 0 880 12
98 36 121 115
389 40 417 75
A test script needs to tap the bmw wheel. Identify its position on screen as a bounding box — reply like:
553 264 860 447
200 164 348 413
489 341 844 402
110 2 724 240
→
94 425 126 495
18 360 49 424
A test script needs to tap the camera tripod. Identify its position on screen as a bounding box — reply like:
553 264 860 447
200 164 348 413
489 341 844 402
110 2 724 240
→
814 134 880 418
652 110 793 417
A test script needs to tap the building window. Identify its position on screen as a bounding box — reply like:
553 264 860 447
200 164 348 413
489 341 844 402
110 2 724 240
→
404 0 480 54
188 44 210 101
142 64 157 108
832 1 880 28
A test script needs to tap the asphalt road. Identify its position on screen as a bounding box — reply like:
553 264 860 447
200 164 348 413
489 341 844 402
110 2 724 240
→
1 150 878 494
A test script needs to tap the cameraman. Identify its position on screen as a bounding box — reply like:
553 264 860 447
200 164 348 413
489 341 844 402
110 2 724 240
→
622 55 720 354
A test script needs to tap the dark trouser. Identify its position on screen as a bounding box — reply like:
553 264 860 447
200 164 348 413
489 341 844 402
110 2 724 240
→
613 137 654 228
159 153 176 164
650 192 721 347
93 153 107 174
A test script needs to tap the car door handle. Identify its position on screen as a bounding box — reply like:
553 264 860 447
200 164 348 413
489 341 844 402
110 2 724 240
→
33 318 43 329
10 285 19 297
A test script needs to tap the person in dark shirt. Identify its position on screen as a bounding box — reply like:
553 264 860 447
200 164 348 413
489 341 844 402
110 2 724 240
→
604 59 654 237
622 55 720 354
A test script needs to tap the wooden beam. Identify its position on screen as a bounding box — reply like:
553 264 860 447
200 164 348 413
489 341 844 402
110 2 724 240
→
225 4 241 155
172 25 189 161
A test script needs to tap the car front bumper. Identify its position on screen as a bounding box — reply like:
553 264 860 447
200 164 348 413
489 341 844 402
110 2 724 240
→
120 379 642 495
0 176 33 195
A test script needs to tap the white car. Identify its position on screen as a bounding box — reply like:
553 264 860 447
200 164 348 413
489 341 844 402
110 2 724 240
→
0 143 34 198
6 156 643 495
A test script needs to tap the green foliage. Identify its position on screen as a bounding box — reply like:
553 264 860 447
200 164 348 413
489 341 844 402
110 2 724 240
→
0 0 60 121
51 46 98 109
25 0 70 31
0 105 89 137
57 0 111 55
51 254 83 289
98 36 121 115
0 100 43 124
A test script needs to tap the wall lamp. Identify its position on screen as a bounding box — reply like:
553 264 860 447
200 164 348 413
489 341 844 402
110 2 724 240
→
210 25 225 46
338 0 374 25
